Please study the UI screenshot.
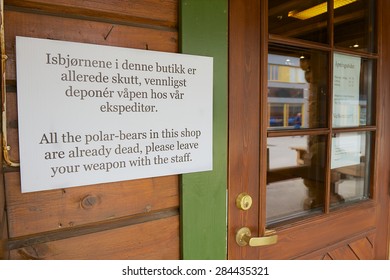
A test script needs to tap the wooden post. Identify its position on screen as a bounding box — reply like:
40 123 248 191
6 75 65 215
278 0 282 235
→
180 0 228 259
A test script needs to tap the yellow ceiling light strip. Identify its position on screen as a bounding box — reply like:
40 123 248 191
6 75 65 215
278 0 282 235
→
288 0 358 20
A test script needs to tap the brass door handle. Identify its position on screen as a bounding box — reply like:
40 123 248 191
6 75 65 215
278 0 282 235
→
236 227 278 247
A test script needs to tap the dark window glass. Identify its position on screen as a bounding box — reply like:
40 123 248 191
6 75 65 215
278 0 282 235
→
268 0 329 44
334 0 377 53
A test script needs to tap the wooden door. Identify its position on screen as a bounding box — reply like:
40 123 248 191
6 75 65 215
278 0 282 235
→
1 0 180 260
228 0 390 260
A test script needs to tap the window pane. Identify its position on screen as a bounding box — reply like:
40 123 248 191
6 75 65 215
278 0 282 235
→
288 104 303 127
268 0 328 44
330 132 372 208
334 0 376 53
269 104 284 127
269 45 328 130
266 135 327 225
332 53 376 127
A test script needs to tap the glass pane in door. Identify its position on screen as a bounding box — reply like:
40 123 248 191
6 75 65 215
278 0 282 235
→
330 131 372 208
334 0 377 53
269 45 329 130
332 54 376 127
266 135 327 225
268 0 329 44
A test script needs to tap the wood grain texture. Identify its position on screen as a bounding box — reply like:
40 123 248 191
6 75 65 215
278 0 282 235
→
228 0 262 260
0 213 8 259
228 0 388 261
5 0 177 29
328 245 360 260
10 215 180 260
259 203 376 259
4 87 18 163
300 234 374 260
0 118 6 259
2 0 180 260
5 172 179 237
0 164 4 224
349 237 374 260
375 0 390 259
4 10 178 81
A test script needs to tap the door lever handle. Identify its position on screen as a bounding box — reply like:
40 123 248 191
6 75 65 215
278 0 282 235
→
236 227 278 247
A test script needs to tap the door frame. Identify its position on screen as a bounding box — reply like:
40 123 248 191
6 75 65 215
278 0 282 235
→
228 0 265 259
376 0 390 260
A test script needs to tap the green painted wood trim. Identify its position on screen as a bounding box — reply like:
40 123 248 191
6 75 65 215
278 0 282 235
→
179 0 228 260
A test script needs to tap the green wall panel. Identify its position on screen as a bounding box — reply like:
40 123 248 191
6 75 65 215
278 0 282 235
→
180 0 228 259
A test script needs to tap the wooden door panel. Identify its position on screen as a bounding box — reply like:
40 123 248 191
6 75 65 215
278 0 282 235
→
328 246 360 260
347 237 374 260
5 172 179 237
259 205 376 259
300 234 374 260
9 215 180 260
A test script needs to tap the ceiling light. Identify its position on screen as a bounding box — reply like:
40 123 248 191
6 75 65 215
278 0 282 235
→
288 0 358 20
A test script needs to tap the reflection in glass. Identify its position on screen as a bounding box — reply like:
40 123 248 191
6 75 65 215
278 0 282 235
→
332 54 376 127
359 58 376 126
268 45 328 130
334 0 376 53
330 132 372 208
266 135 327 225
269 104 284 127
268 0 328 43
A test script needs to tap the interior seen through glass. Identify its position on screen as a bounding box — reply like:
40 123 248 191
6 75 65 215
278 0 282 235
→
266 132 371 224
266 135 326 224
266 51 374 225
266 0 376 225
268 46 328 130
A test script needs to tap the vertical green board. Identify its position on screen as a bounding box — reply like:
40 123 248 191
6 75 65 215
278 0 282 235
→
179 0 228 259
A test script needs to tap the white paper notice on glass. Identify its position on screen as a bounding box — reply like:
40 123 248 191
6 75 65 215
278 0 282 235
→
331 133 361 169
16 36 213 193
332 53 361 127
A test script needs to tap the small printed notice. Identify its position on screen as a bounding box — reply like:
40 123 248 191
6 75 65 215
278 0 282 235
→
332 53 361 127
16 36 213 193
331 133 361 169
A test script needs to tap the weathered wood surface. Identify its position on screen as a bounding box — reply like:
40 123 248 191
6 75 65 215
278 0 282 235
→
2 0 180 260
10 215 180 260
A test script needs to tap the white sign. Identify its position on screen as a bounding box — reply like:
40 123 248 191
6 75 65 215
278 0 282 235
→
332 53 361 127
331 133 361 169
16 37 213 193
